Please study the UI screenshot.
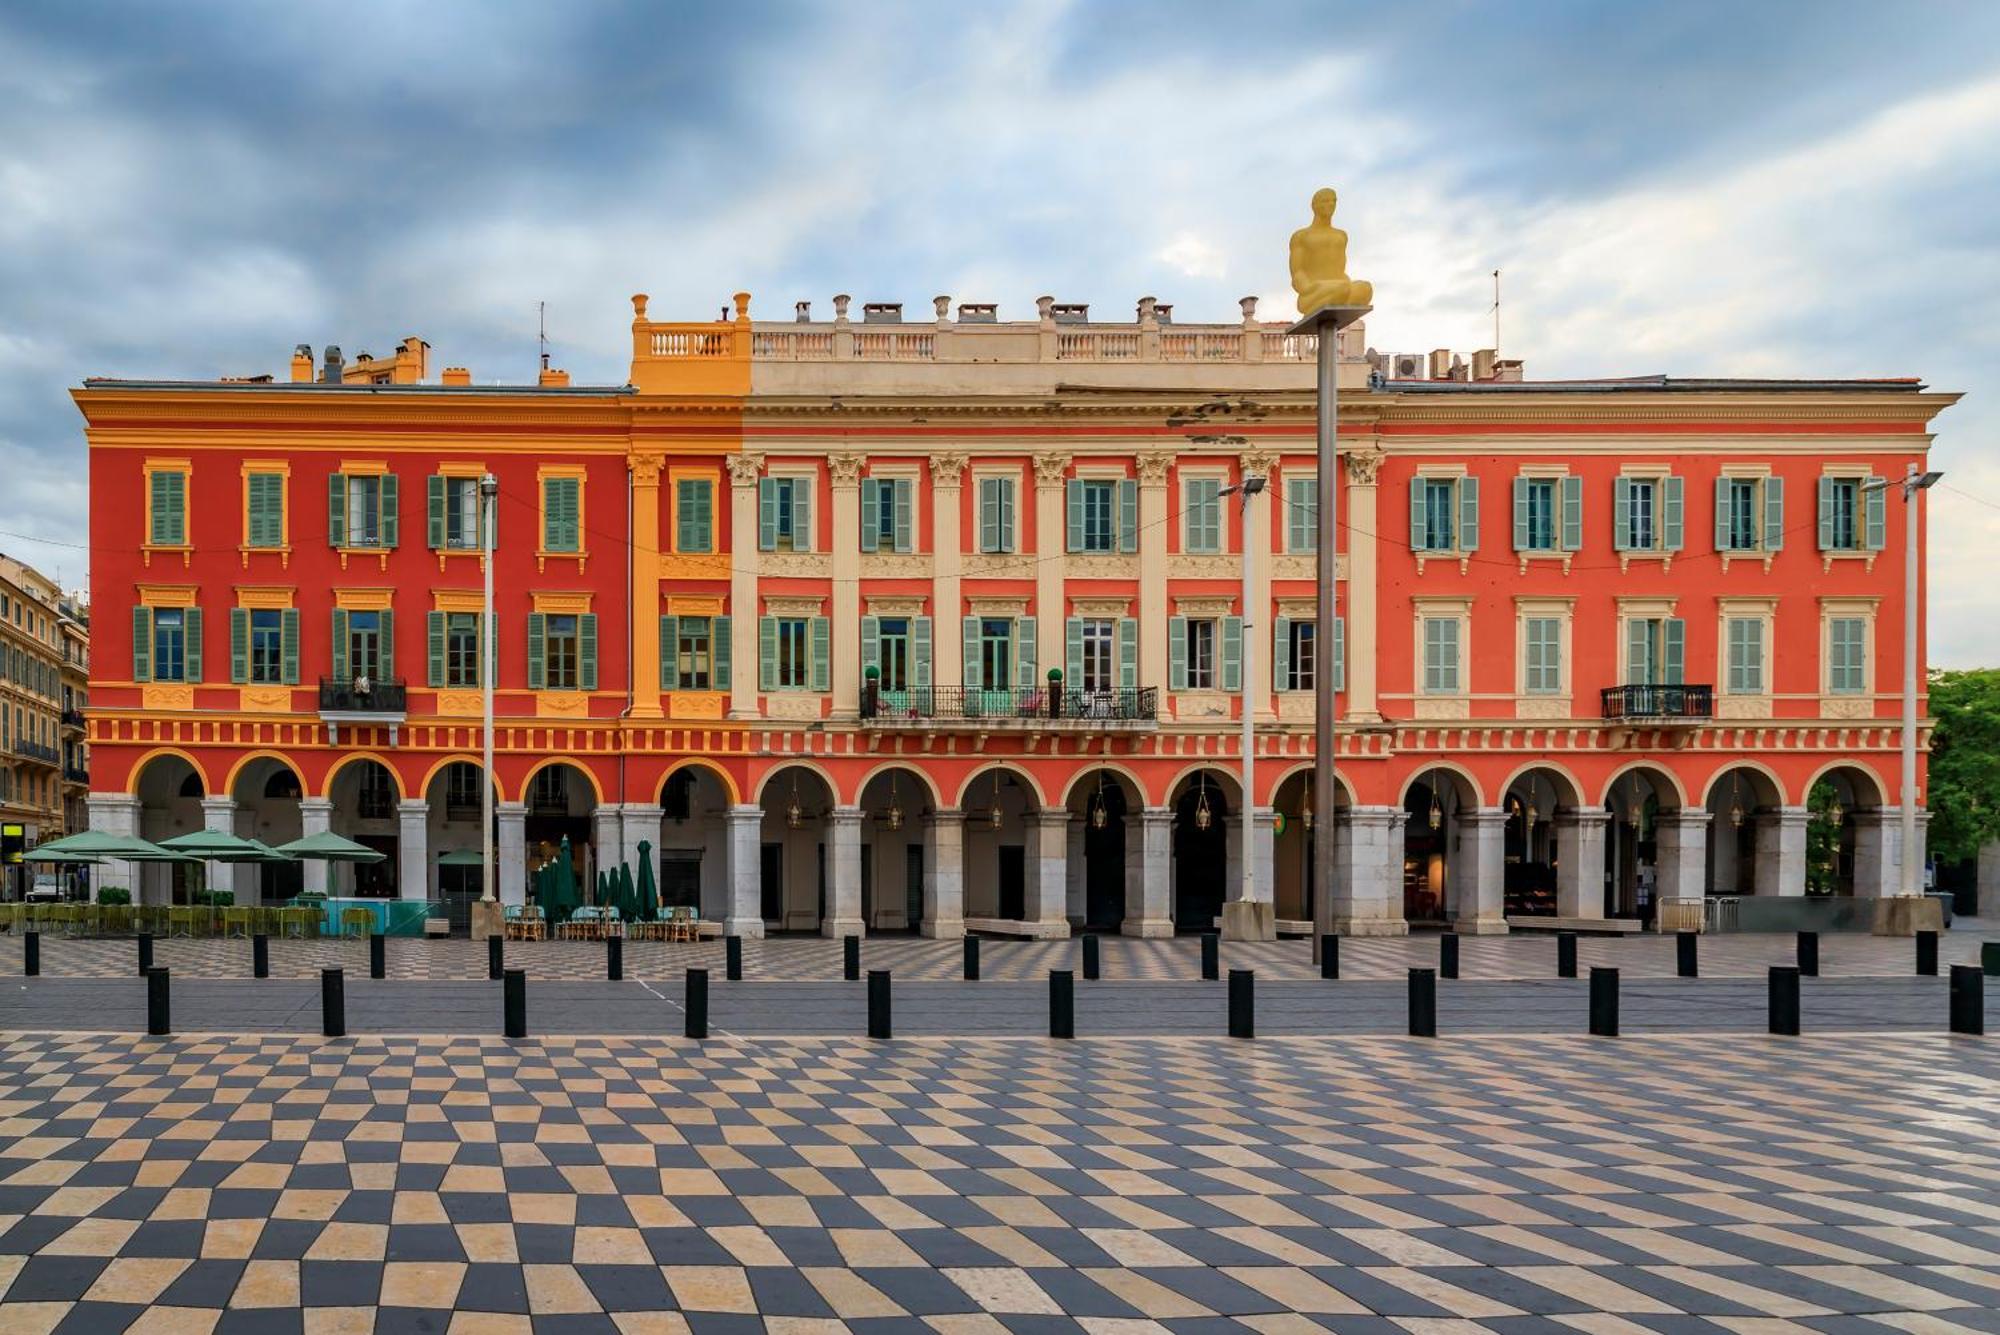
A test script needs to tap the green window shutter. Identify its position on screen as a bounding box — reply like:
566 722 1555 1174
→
910 616 930 689
1185 480 1209 553
712 616 731 690
1664 617 1686 685
860 478 881 550
1288 477 1316 552
892 479 913 552
378 610 394 680
132 607 151 682
1626 618 1650 684
1168 616 1188 690
1221 616 1243 692
1272 616 1291 691
1333 617 1346 692
1000 477 1016 552
1663 476 1684 551
1458 476 1480 553
427 475 446 549
1613 476 1633 551
1561 475 1583 551
677 479 712 552
379 473 399 548
149 471 170 545
1714 476 1732 550
809 616 830 692
428 612 446 688
184 608 203 683
281 609 300 685
542 477 560 550
1865 477 1886 550
1016 617 1037 690
859 614 879 678
659 615 679 690
526 613 546 691
1065 480 1083 552
1118 479 1139 553
579 613 598 691
1763 476 1785 552
230 609 249 685
248 473 282 547
1817 476 1836 550
758 616 777 691
1409 478 1428 551
331 609 349 682
1065 617 1083 687
1118 617 1138 688
793 481 812 553
962 617 982 690
327 473 346 548
150 469 186 546
757 479 777 551
979 478 1000 552
1512 476 1531 550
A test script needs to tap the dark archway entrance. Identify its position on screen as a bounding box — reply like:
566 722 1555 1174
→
1171 773 1230 932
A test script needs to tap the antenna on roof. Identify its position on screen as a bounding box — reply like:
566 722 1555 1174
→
538 301 549 373
1491 269 1501 354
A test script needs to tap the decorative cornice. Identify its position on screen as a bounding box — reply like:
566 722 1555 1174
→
1032 451 1071 487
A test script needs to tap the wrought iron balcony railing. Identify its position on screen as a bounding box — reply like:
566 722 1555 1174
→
317 677 408 714
861 683 1158 725
13 740 59 764
1600 683 1713 722
63 765 89 785
59 709 86 731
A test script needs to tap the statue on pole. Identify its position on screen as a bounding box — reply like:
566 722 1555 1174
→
1290 187 1373 315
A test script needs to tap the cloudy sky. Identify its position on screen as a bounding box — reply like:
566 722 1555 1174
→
3 0 1997 664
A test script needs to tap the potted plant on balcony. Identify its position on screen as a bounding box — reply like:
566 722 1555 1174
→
862 664 879 718
1047 667 1063 719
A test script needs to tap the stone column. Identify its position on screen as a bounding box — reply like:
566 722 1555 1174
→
1032 453 1069 682
1980 838 2000 918
1136 452 1171 701
1344 448 1384 721
1332 806 1409 934
1553 807 1610 919
497 802 527 906
1123 806 1175 937
1653 809 1710 908
397 799 429 901
592 806 624 894
1242 448 1278 722
723 804 765 937
1065 815 1087 928
824 805 865 937
299 797 334 897
922 808 965 938
1455 807 1509 934
619 803 663 901
829 454 863 720
1753 806 1809 897
630 453 665 720
198 796 238 903
1026 809 1071 936
87 793 141 902
930 454 966 686
726 454 763 720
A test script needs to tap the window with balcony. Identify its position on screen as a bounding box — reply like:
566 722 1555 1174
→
331 609 391 686
1625 617 1685 685
1078 619 1114 692
978 476 1016 553
757 476 813 552
860 476 913 552
1818 475 1884 553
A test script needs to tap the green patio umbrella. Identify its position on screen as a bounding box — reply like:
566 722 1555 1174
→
24 848 105 865
272 831 386 863
634 841 658 923
160 830 285 863
618 863 636 922
436 849 485 867
29 830 176 860
554 836 578 920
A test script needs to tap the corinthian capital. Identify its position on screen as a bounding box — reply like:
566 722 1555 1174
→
630 452 664 486
1343 447 1385 486
929 452 968 489
1134 451 1173 486
827 453 865 487
725 453 765 487
1239 448 1280 480
1032 451 1072 487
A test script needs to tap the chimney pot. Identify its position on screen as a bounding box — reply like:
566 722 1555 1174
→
441 367 472 387
1472 348 1498 381
795 300 812 322
320 345 343 384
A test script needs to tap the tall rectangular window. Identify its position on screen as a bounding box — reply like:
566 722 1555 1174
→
445 612 481 687
1420 479 1455 551
1726 479 1759 551
980 619 1013 689
1081 481 1116 553
1627 479 1656 551
149 468 187 546
871 479 898 552
1184 618 1216 690
1625 617 1685 685
1727 617 1764 693
542 475 581 553
676 616 713 691
245 472 285 548
152 609 187 683
1828 617 1866 695
1080 619 1114 693
1287 477 1318 553
874 617 908 692
676 478 713 553
1524 617 1562 694
444 476 481 549
1825 478 1860 550
248 610 283 684
775 618 809 689
766 477 810 552
978 476 1015 553
544 614 580 690
1285 620 1316 692
1183 478 1222 553
1519 479 1556 551
1421 616 1460 694
347 475 383 547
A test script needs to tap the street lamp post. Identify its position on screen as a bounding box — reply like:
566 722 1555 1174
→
1220 470 1268 939
1866 463 1941 904
479 472 499 915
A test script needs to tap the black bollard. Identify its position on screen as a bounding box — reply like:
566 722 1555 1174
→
369 933 386 980
146 967 170 1037
1049 969 1074 1039
1408 967 1437 1038
685 968 708 1039
252 933 269 980
487 933 503 981
1556 931 1577 979
725 934 743 982
1676 931 1698 979
606 935 623 982
1768 965 1801 1036
321 968 345 1038
843 934 860 982
137 932 154 976
503 968 526 1039
1589 966 1619 1037
1200 932 1219 981
1916 930 1938 977
1984 941 2000 977
1440 932 1460 981
1949 964 1984 1036
1320 934 1340 980
1228 969 1254 1040
1797 930 1819 978
867 969 891 1039
1082 934 1100 981
963 935 980 981
23 930 38 977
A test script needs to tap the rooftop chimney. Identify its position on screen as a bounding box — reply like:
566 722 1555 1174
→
795 300 812 322
957 302 997 323
441 367 472 387
538 367 571 387
1050 303 1090 324
291 345 314 383
320 346 344 384
1429 349 1453 381
862 302 903 324
1471 348 1497 381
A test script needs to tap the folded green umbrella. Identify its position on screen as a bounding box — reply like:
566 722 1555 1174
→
635 841 658 922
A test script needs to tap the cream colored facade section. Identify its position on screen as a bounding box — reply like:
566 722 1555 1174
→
727 454 762 719
1345 450 1382 720
931 454 966 685
829 455 861 718
1033 453 1068 681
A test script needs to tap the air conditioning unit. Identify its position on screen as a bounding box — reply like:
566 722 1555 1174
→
1388 352 1427 380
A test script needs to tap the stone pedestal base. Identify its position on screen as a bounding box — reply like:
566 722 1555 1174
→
1328 916 1410 937
1871 896 1943 937
1453 916 1511 936
920 918 965 939
821 918 866 940
1220 900 1276 942
469 899 506 942
1121 917 1175 938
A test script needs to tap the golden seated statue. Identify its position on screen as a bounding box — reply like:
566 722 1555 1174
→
1290 187 1373 315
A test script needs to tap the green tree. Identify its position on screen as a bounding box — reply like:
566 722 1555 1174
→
1805 780 1842 895
1927 668 2000 864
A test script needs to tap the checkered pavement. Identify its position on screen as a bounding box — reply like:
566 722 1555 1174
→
1 1030 1997 1332
0 926 1991 984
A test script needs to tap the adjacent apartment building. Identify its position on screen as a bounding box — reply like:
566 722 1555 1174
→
0 552 90 891
75 291 1953 933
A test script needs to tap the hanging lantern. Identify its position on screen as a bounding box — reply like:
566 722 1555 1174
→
1627 774 1643 831
1194 775 1213 832
786 772 804 830
1828 796 1845 826
1090 773 1109 830
1427 770 1442 831
988 774 1004 829
885 775 903 831
1729 774 1744 829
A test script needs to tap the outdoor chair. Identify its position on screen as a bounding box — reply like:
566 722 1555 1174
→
520 905 546 942
167 906 197 938
100 905 131 935
669 906 698 943
222 906 254 939
339 907 373 939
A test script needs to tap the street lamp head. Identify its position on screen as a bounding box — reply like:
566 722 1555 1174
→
1240 474 1266 496
1914 470 1943 490
479 473 498 497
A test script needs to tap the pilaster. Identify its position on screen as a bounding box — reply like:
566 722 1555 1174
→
724 804 765 937
726 454 763 719
1554 806 1610 918
1653 809 1710 908
829 454 863 719
299 797 333 897
1344 447 1384 721
1331 805 1409 935
1753 806 1809 898
397 799 429 901
199 796 242 902
930 454 966 686
630 452 665 719
1033 452 1070 682
1027 809 1072 935
497 802 527 907
86 794 140 902
1136 452 1171 701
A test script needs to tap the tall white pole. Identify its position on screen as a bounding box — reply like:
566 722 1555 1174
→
1312 325 1339 950
1239 479 1257 908
480 472 497 904
1901 462 1919 899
